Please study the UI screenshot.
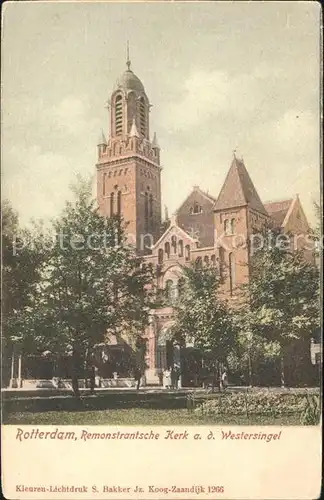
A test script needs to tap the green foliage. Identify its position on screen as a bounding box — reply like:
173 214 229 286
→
300 393 321 425
248 236 320 345
31 177 155 354
173 264 235 362
229 307 281 384
2 200 48 351
232 229 320 385
3 179 156 391
308 201 321 254
195 389 320 420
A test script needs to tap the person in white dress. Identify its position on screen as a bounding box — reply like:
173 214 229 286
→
163 368 172 388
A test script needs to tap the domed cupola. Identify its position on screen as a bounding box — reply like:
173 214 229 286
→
115 64 145 93
110 50 150 140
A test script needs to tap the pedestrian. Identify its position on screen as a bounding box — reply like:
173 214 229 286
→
173 365 180 389
157 369 163 386
89 365 96 395
134 367 141 390
163 367 172 389
221 370 228 391
171 366 176 389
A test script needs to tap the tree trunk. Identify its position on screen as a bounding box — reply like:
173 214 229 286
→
248 351 253 387
84 347 89 389
280 355 285 388
11 350 15 379
9 349 16 388
71 346 80 399
89 365 96 395
18 354 23 388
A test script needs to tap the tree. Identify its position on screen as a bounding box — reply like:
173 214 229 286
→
229 308 281 387
27 178 155 397
2 200 48 386
173 263 235 386
240 230 320 387
309 200 321 259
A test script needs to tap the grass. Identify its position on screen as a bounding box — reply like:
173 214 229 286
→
4 407 301 426
3 388 316 425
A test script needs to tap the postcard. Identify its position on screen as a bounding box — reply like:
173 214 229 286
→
1 1 322 499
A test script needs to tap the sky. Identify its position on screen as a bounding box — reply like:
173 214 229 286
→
2 1 321 227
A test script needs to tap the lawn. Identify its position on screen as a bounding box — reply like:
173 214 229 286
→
3 388 317 425
4 407 301 425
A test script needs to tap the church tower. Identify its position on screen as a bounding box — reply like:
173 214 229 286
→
96 50 162 253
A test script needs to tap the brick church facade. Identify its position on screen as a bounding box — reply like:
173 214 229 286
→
96 58 313 386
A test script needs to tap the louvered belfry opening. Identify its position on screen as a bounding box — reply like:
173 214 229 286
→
115 95 123 135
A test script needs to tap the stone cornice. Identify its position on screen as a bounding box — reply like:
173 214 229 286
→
96 155 162 172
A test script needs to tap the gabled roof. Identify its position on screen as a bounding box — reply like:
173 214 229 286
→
281 195 310 229
264 198 293 227
194 186 217 203
174 185 217 214
214 156 268 216
151 218 198 250
264 199 293 214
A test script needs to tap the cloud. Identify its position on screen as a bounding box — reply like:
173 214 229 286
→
50 96 90 135
2 144 94 226
158 73 319 225
159 65 283 132
250 109 318 165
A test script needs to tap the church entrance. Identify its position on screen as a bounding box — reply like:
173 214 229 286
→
156 340 180 371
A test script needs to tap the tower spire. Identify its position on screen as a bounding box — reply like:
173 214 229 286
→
126 40 131 71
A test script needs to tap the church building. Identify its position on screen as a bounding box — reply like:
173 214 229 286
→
96 56 312 386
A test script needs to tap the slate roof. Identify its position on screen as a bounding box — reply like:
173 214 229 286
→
115 68 145 93
174 185 217 214
264 199 293 226
213 156 268 215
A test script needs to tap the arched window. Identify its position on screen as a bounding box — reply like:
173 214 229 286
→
178 240 184 257
110 192 115 217
165 242 170 259
103 173 107 196
117 191 122 216
158 249 163 265
165 279 173 301
211 254 216 266
149 194 153 218
229 252 236 295
204 255 209 266
185 244 190 261
219 247 225 277
230 218 236 234
115 95 123 136
224 219 230 235
171 235 177 254
139 97 146 136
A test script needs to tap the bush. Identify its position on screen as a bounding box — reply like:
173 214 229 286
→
300 394 321 425
195 389 320 421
